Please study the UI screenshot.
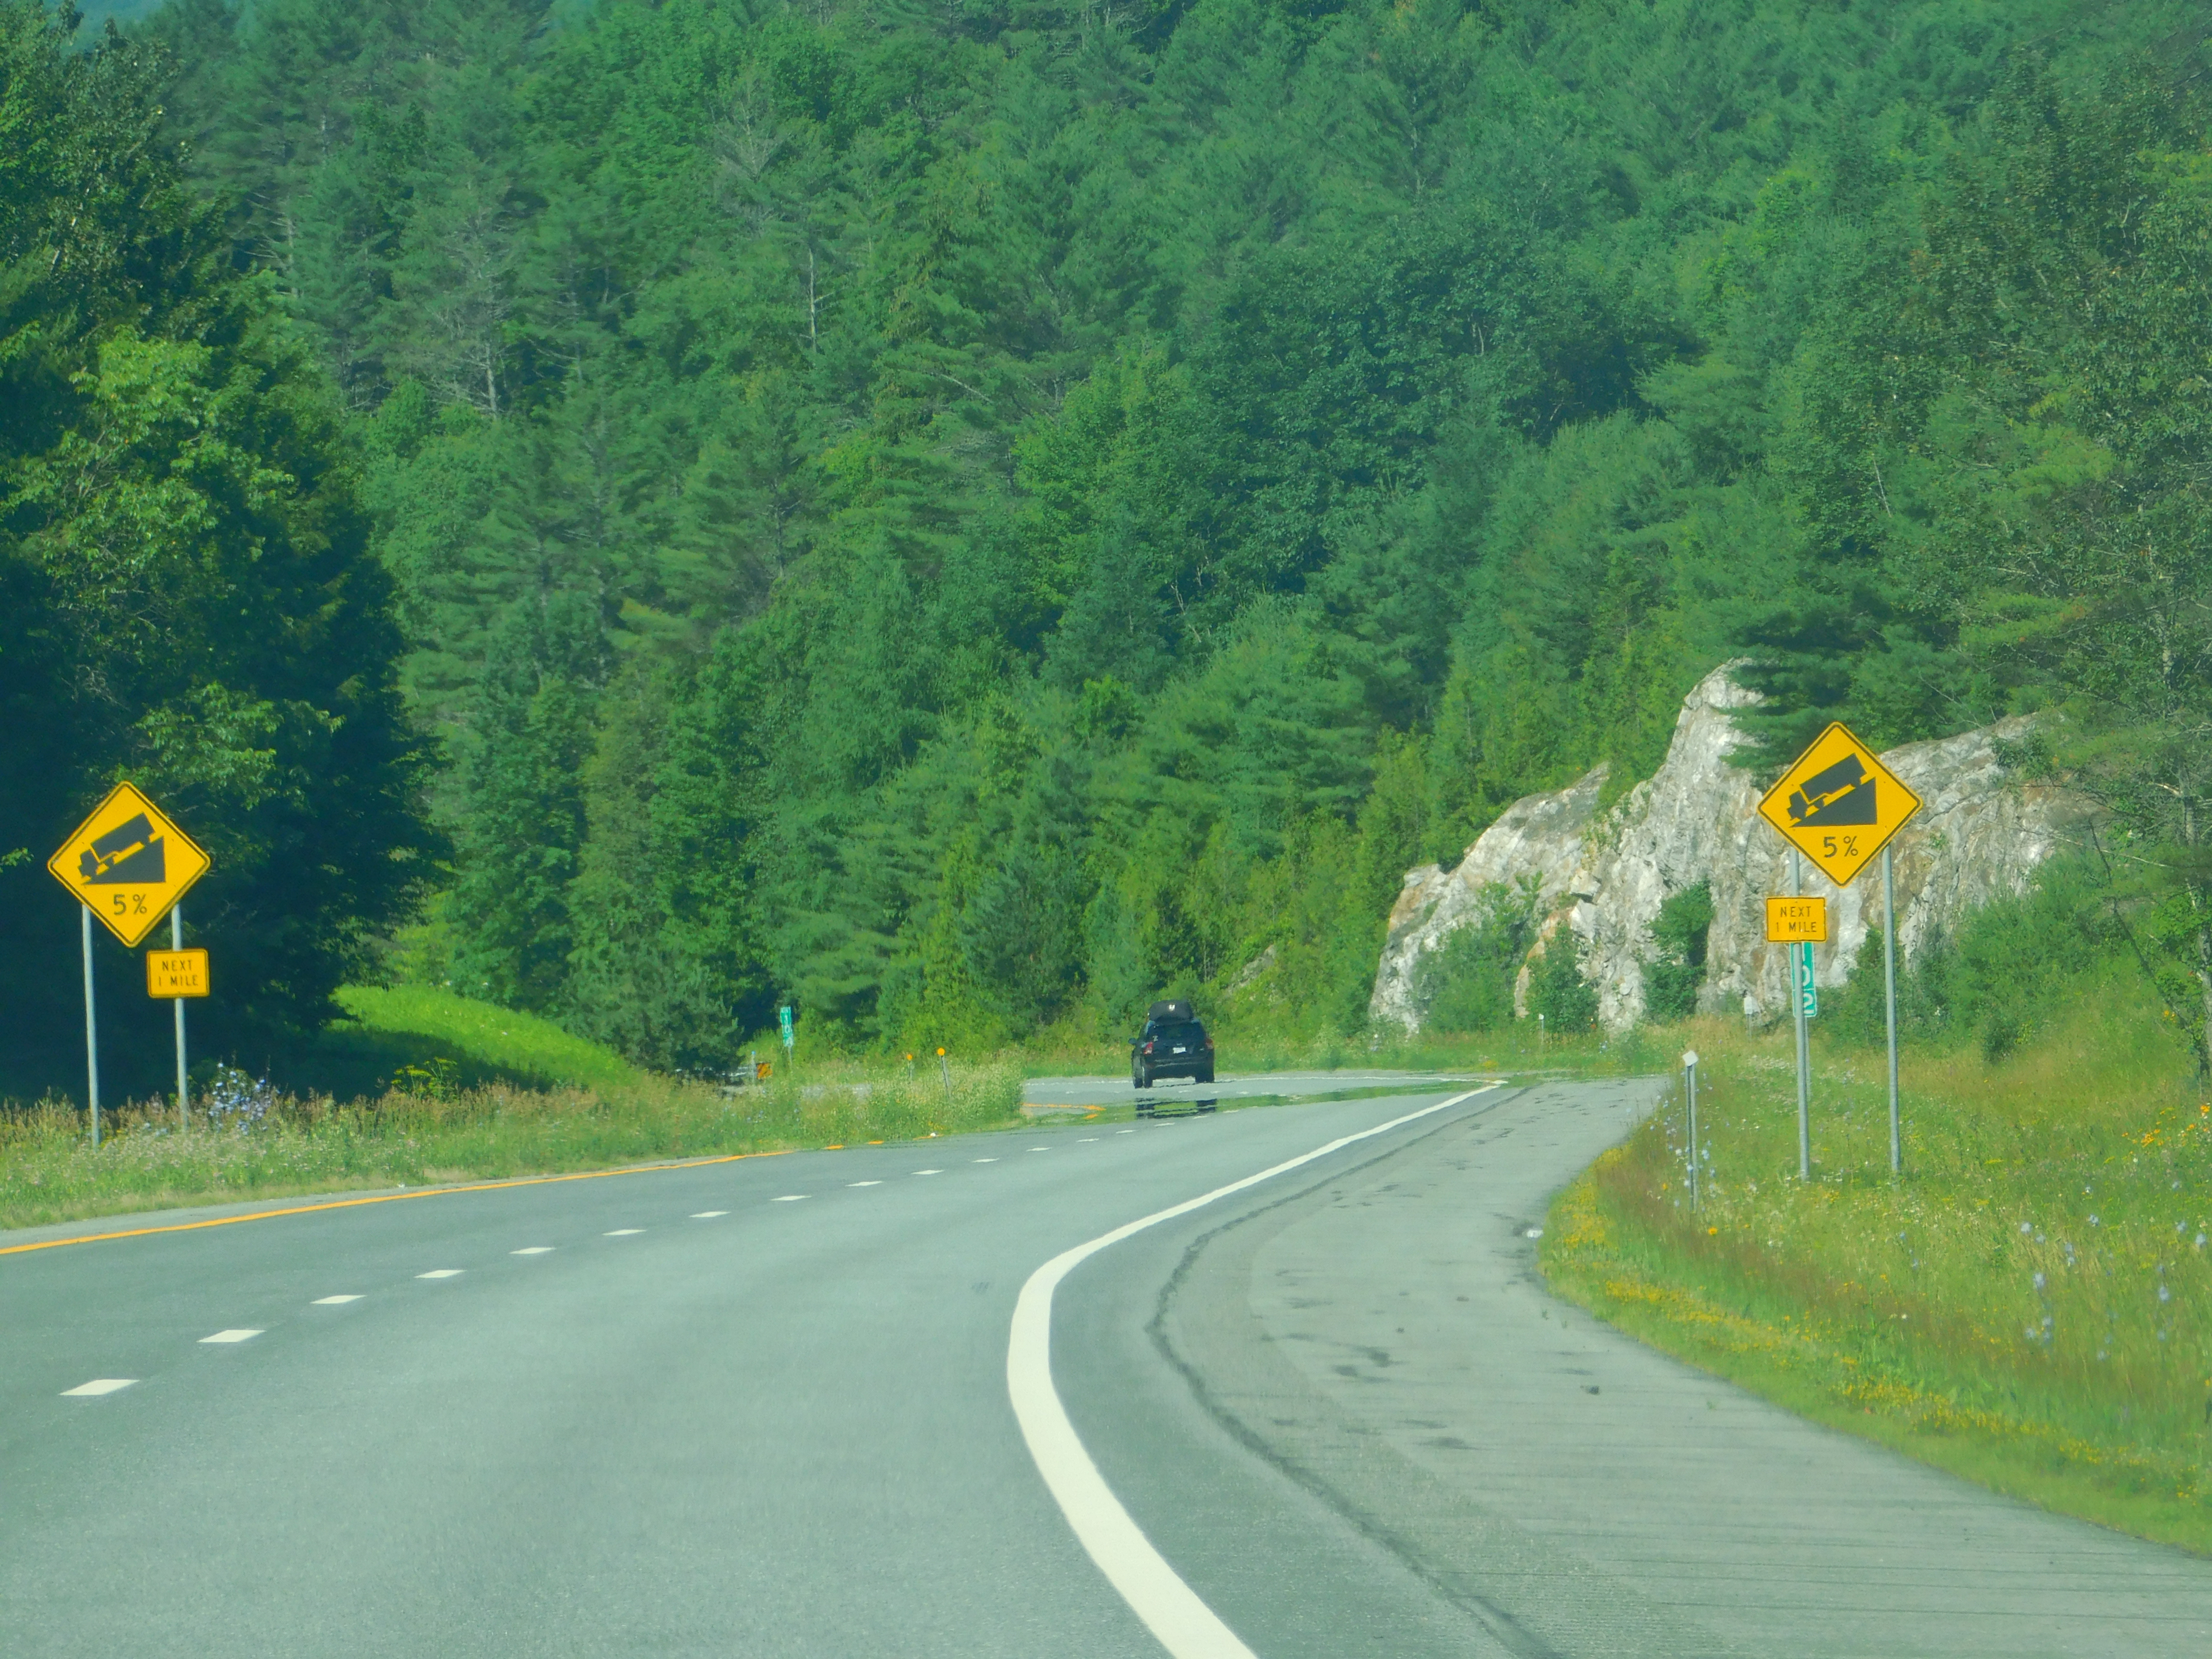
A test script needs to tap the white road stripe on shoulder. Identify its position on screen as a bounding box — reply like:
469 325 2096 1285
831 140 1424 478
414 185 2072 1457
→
312 1295 362 1305
511 1246 555 1255
848 1180 882 1188
1007 1084 1498 1659
773 1195 808 1202
690 1212 728 1219
604 1229 643 1236
416 1269 463 1279
199 1329 263 1344
62 1378 136 1396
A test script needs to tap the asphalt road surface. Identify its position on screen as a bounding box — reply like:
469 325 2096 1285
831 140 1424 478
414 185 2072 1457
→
7 1076 2212 1657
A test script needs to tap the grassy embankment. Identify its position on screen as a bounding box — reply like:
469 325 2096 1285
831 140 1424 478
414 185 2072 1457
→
0 985 1023 1232
1542 971 2212 1553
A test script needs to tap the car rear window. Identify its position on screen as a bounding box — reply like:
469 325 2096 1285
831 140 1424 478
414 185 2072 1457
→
1153 1022 1205 1046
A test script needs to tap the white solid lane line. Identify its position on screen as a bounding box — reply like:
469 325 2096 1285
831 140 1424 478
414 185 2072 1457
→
604 1229 643 1236
199 1329 264 1344
417 1270 464 1279
848 1180 883 1188
312 1295 362 1305
62 1379 136 1396
690 1211 728 1219
1008 1085 1499 1659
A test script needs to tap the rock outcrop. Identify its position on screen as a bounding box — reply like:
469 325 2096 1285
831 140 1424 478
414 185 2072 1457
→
1370 667 2095 1034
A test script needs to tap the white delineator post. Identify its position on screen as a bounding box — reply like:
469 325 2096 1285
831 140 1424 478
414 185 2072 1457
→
81 902 100 1149
1683 1049 1700 1209
1883 844 1901 1176
1791 850 1810 1181
173 903 190 1130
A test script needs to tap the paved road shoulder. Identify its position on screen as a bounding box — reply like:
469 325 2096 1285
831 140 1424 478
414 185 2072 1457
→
1147 1077 2212 1658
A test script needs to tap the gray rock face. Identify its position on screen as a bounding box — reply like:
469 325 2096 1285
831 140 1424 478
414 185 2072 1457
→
1370 667 2094 1034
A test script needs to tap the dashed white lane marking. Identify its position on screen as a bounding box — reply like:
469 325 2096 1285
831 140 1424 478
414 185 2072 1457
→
912 1169 942 1176
312 1295 362 1305
848 1180 882 1188
1117 1130 1134 1135
973 1157 998 1163
199 1329 264 1344
62 1378 136 1396
773 1195 808 1202
1079 1137 1099 1142
690 1211 728 1219
604 1229 643 1236
1008 1084 1498 1659
417 1269 464 1279
511 1247 555 1255
1028 1147 1051 1153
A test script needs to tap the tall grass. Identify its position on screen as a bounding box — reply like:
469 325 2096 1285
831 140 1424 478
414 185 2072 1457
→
0 1056 1024 1232
1542 971 2212 1551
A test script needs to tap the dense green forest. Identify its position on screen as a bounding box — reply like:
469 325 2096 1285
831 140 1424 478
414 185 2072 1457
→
5 0 2210 1093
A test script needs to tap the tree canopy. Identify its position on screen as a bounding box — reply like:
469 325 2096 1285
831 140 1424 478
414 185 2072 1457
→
1 0 435 1092
11 0 2211 1089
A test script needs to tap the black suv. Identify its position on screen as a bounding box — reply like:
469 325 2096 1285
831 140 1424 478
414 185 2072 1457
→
1131 1000 1214 1090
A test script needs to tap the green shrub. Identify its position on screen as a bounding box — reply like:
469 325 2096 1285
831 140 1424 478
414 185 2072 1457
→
1824 856 2118 1058
1413 878 1541 1034
1643 880 1714 1023
1530 925 1600 1033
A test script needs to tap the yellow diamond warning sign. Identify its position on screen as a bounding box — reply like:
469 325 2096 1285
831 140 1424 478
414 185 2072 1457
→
1757 722 1922 887
48 782 211 947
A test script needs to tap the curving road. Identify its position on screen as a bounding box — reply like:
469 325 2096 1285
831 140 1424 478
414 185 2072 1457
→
7 1076 2212 1657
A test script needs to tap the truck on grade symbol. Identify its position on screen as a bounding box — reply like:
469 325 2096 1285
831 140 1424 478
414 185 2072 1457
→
79 814 167 884
1786 753 1876 827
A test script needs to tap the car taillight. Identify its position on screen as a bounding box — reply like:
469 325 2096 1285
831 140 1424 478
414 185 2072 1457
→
1143 1041 1155 1053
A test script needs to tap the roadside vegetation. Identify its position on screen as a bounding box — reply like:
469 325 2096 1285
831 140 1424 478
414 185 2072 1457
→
2 969 1627 1232
1540 862 2212 1554
0 1042 1024 1233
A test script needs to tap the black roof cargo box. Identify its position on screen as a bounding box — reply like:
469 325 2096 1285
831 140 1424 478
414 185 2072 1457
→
1146 999 1194 1022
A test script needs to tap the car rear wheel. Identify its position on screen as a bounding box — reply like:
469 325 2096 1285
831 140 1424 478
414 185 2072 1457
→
1197 1065 1214 1084
1133 1065 1152 1089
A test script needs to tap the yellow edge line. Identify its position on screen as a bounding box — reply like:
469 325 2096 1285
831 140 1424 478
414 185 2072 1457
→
0 1146 794 1258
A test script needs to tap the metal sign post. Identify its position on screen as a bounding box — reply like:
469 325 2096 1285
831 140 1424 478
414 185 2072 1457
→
172 906 189 1129
1883 845 1901 1176
80 904 100 1149
1791 852 1809 1180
